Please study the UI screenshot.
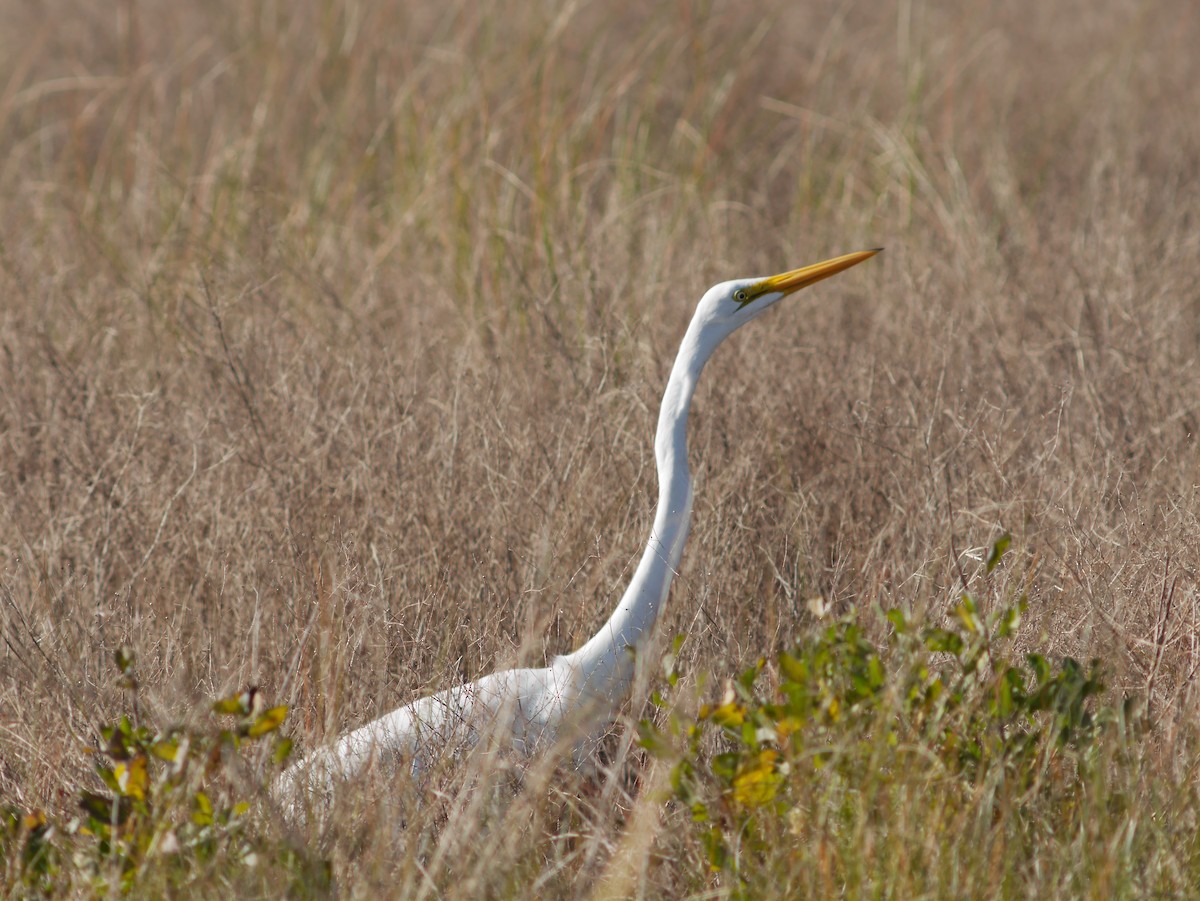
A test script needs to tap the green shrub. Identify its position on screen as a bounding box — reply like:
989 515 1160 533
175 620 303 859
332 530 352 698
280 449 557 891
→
640 535 1127 894
1 650 328 897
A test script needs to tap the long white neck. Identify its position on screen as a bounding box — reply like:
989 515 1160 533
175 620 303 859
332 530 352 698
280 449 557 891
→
564 316 715 700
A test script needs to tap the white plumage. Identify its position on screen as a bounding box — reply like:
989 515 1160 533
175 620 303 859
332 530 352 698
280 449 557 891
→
276 249 880 811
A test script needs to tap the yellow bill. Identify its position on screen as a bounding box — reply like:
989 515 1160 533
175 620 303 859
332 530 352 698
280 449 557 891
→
741 248 881 307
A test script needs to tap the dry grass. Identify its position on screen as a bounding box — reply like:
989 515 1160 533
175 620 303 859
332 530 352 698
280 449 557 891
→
1 0 1198 896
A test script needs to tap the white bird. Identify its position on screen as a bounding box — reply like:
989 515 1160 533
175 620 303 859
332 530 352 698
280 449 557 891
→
276 248 880 810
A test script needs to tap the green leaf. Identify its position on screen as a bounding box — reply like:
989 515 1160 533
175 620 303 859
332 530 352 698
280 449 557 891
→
956 596 981 634
102 722 133 761
1003 665 1027 703
1027 653 1051 684
986 532 1012 573
114 646 135 674
924 629 964 656
923 677 944 707
670 758 695 798
212 690 254 716
96 764 121 794
702 826 728 872
736 660 764 696
779 651 807 685
741 720 757 748
636 720 672 758
79 792 131 826
867 655 885 690
886 608 910 633
712 752 739 782
994 666 1015 717
273 737 295 766
192 792 214 826
664 634 685 687
997 601 1024 639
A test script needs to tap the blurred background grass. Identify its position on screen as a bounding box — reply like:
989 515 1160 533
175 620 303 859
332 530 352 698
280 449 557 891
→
1 0 1198 895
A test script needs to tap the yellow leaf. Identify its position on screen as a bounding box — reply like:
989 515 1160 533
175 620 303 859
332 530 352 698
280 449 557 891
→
115 755 148 801
151 738 180 762
775 716 803 740
708 701 746 729
247 705 288 738
732 750 781 807
192 791 213 826
955 600 981 634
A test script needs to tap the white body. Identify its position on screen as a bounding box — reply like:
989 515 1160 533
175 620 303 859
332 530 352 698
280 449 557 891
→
275 250 878 811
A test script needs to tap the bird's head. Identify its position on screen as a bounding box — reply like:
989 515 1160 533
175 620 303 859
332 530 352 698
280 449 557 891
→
694 248 881 344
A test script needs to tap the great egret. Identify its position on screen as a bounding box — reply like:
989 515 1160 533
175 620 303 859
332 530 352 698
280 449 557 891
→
277 249 880 809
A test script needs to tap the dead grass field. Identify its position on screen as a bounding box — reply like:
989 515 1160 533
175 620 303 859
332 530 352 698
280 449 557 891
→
1 0 1199 895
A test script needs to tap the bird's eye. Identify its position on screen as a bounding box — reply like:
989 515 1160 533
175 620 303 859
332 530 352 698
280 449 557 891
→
734 289 749 304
